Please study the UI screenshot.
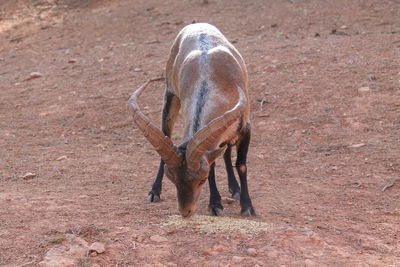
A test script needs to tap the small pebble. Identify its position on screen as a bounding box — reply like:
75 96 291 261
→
358 86 370 93
202 249 217 256
23 173 36 180
89 242 106 254
349 143 366 148
56 155 67 161
136 235 145 242
247 248 258 257
221 197 235 204
27 72 43 80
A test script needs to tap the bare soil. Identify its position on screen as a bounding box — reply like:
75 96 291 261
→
1 0 399 266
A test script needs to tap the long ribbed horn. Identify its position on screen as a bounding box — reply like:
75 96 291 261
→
128 78 182 168
186 87 247 171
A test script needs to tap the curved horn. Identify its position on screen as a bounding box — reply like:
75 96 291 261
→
128 78 182 168
186 87 247 171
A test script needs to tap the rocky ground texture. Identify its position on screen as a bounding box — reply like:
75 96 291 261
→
0 0 399 266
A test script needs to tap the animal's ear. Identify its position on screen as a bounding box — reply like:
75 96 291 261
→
205 145 228 165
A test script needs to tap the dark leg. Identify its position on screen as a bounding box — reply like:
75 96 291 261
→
236 125 256 216
147 89 180 202
208 163 224 216
147 159 165 202
223 146 241 200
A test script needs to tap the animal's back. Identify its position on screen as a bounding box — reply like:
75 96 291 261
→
164 24 249 146
167 23 247 97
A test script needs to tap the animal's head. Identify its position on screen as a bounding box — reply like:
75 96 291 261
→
129 79 245 217
163 143 226 217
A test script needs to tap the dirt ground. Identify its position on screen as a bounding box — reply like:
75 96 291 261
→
0 0 399 266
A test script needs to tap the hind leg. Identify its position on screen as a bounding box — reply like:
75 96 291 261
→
235 124 256 216
223 146 241 200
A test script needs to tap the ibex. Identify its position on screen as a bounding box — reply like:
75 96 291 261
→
129 23 255 217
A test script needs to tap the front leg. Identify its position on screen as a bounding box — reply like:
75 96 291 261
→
147 89 180 202
148 159 165 202
236 124 256 216
208 163 224 216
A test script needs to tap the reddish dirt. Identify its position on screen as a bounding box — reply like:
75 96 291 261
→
1 0 399 266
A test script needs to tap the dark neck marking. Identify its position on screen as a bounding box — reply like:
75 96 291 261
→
199 33 210 51
192 80 208 134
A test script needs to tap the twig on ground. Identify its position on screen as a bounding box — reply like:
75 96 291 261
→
258 98 268 112
148 75 165 83
381 179 397 192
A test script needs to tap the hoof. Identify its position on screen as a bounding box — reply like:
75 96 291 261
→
231 191 241 200
147 191 160 202
241 206 256 217
208 203 224 216
229 187 241 200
